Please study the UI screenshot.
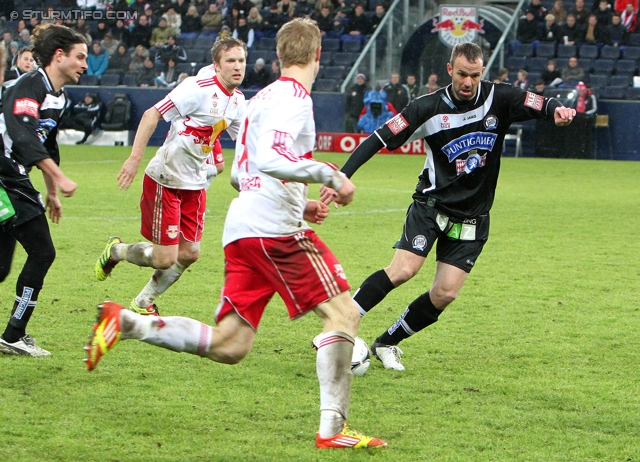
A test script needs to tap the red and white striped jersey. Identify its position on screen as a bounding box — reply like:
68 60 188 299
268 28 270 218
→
145 74 245 190
223 77 340 245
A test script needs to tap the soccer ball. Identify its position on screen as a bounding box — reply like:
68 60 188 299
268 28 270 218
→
351 337 371 376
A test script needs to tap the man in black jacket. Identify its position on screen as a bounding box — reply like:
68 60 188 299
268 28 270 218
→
343 73 368 132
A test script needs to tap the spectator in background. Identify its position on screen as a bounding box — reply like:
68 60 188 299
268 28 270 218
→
100 32 119 57
155 57 181 88
111 19 131 49
615 0 637 13
137 56 159 86
357 88 394 134
247 7 263 31
571 81 597 114
371 4 386 33
418 72 439 96
383 72 410 112
17 29 32 49
571 0 591 25
144 3 159 25
87 41 109 77
73 17 92 42
27 18 40 33
131 14 153 49
233 17 255 49
174 0 191 18
194 0 208 16
561 56 586 85
243 57 270 88
405 74 419 100
620 2 637 31
155 34 187 65
150 16 177 49
595 0 613 26
202 3 224 35
225 7 242 32
559 14 585 45
608 12 629 44
532 78 546 94
313 5 334 35
315 0 334 15
262 3 284 36
93 21 109 42
164 7 182 35
551 0 567 23
513 68 529 89
1 30 13 55
182 5 203 38
513 9 541 52
541 13 561 43
108 44 132 74
497 66 510 82
293 0 314 18
73 93 102 145
344 72 368 132
129 44 150 73
528 0 548 22
6 41 18 69
583 13 611 44
268 58 280 83
215 0 229 17
277 0 296 21
331 9 347 36
542 59 563 86
219 25 232 39
235 0 253 16
347 3 372 37
4 46 34 83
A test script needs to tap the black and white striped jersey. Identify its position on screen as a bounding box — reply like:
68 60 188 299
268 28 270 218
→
343 81 562 218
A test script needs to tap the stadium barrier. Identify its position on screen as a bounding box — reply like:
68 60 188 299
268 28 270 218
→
316 132 425 154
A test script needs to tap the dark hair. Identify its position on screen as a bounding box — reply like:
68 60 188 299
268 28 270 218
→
210 36 246 64
32 24 87 67
449 42 483 66
18 46 33 57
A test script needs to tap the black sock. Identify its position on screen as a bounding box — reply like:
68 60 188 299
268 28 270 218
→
375 291 443 346
3 287 38 343
353 269 396 314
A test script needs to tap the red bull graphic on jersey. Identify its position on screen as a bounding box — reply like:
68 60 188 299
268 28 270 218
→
178 116 214 146
432 6 485 47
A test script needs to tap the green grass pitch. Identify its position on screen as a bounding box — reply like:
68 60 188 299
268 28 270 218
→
1 146 639 461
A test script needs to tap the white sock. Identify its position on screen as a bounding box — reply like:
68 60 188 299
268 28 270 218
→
313 330 354 438
120 309 212 356
112 243 153 267
135 261 186 307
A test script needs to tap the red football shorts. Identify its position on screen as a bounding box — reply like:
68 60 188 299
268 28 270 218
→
216 230 351 329
140 174 206 245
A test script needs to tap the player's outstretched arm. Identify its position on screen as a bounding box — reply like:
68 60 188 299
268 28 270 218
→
554 106 576 126
118 107 163 190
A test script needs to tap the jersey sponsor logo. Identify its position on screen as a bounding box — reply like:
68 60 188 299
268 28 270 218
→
456 151 486 175
239 176 261 191
484 115 498 130
166 225 179 239
463 114 476 121
178 116 214 145
386 114 409 135
36 119 57 144
442 131 497 162
13 287 34 320
412 235 427 251
431 6 485 47
14 98 39 118
333 264 347 280
524 92 544 111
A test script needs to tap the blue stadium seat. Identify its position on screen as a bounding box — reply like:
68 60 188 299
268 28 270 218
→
588 74 609 88
624 86 640 100
528 57 549 71
579 44 598 59
256 37 276 50
322 38 341 52
320 52 333 66
615 59 637 76
609 75 631 87
622 46 640 60
591 59 615 75
122 73 138 87
176 63 195 75
332 52 357 66
535 42 556 58
514 43 534 57
600 85 627 99
506 56 527 71
629 34 640 46
186 49 205 63
313 78 339 92
100 74 120 86
323 65 347 79
342 39 362 52
79 74 99 86
194 36 215 49
599 45 620 60
557 44 577 58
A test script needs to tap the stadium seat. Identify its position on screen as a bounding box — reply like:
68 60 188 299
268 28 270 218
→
323 65 347 79
256 37 276 50
332 52 357 66
624 86 640 100
554 57 569 69
100 74 120 86
176 63 194 75
322 38 341 52
614 59 637 76
528 71 541 82
313 78 339 92
320 52 333 66
342 39 362 52
535 42 556 58
591 59 615 75
629 34 640 46
514 43 534 57
528 57 548 71
600 85 627 99
506 56 527 71
186 49 205 63
579 44 598 59
79 74 99 86
622 46 640 60
122 73 138 87
599 45 620 60
609 75 631 87
588 74 609 88
557 44 577 58
194 36 215 49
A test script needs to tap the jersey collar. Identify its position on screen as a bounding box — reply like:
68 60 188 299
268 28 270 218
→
279 76 310 97
38 67 62 96
213 74 233 96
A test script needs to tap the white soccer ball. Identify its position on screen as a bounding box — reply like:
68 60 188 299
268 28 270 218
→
351 337 371 376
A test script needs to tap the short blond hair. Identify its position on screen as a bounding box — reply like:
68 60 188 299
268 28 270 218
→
276 18 321 68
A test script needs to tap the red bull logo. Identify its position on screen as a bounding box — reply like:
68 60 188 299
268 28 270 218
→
431 6 485 48
178 116 213 145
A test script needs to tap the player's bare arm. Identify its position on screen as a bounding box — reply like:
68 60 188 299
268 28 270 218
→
118 107 163 190
36 158 77 197
554 106 576 126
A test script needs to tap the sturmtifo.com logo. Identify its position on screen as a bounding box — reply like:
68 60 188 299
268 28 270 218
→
11 9 138 20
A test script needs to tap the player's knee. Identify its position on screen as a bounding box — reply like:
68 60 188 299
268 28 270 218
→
389 265 419 285
178 249 200 266
211 344 250 365
430 286 459 308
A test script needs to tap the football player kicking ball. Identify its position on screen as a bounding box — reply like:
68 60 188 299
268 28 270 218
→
85 18 387 450
93 37 247 316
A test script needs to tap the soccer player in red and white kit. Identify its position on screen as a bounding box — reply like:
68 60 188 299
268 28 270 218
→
85 18 387 450
93 37 247 316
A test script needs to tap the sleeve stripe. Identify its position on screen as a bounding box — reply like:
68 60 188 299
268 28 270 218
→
156 98 175 114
